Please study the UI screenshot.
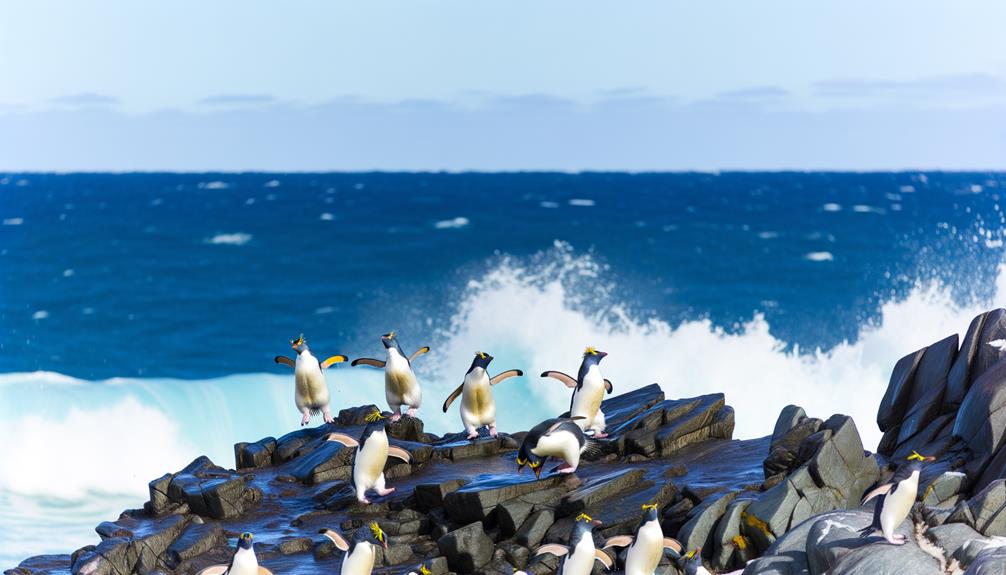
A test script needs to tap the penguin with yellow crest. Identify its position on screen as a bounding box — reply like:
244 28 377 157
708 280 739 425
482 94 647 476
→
534 512 613 575
326 409 412 503
859 450 935 545
274 334 348 426
195 532 273 575
541 347 613 437
319 522 388 575
603 503 682 575
442 351 523 439
352 331 429 421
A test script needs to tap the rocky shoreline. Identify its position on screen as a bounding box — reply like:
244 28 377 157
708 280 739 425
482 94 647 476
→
9 309 1006 575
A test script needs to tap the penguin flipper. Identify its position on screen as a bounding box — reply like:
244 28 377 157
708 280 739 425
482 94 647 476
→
859 493 886 537
274 356 296 368
388 445 412 463
541 370 578 388
195 567 227 575
326 433 360 447
321 355 348 368
490 369 524 385
442 383 465 412
320 528 351 551
604 378 613 394
258 569 274 575
861 482 894 505
409 346 431 362
593 549 614 569
663 537 683 553
351 358 386 368
603 535 633 549
535 544 569 557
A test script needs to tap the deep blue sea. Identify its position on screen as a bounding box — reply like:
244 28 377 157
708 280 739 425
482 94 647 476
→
1 171 1005 567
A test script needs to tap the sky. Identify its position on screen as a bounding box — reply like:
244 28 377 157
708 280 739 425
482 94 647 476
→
1 1 1004 171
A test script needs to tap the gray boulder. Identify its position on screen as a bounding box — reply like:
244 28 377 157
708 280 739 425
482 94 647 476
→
437 522 494 572
877 348 927 433
946 312 988 407
955 359 1006 479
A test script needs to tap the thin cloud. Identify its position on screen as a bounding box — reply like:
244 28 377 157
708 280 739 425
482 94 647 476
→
715 86 790 101
813 74 1006 99
50 93 118 106
198 94 276 106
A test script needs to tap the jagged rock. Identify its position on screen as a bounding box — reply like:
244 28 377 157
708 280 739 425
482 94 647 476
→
235 436 277 469
338 404 382 425
764 415 822 480
972 309 1006 385
443 474 575 523
499 500 534 538
166 522 222 568
386 415 425 442
954 359 1006 478
877 348 927 433
624 394 734 457
678 491 738 561
960 479 1006 536
147 473 173 514
499 541 530 569
962 541 1006 574
946 312 988 407
772 405 807 442
711 498 755 571
922 471 969 506
925 523 983 563
743 477 798 552
432 435 503 460
560 468 644 516
516 509 555 548
437 522 494 572
895 334 958 446
414 478 468 510
285 440 354 484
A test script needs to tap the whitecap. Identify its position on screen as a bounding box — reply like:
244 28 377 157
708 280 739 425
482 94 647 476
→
63 269 74 277
244 198 255 205
31 310 49 320
540 201 560 209
264 179 281 188
199 181 230 190
434 217 470 230
758 231 779 240
822 203 841 212
320 213 335 221
986 239 1003 248
569 198 595 207
315 306 336 315
804 252 834 262
3 218 24 225
899 185 916 193
971 184 984 193
853 205 885 214
205 233 252 246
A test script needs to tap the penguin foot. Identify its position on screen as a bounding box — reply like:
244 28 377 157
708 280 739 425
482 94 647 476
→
376 487 396 496
591 431 609 438
300 414 311 426
323 411 334 424
489 425 498 438
390 410 403 422
466 431 480 440
555 463 577 474
405 407 418 417
358 497 371 504
885 537 906 545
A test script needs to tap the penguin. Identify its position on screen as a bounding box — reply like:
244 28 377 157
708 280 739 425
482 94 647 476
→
859 451 935 545
681 549 712 575
274 334 347 426
603 504 683 575
534 512 613 575
319 522 388 575
516 416 596 478
541 347 613 437
326 409 412 503
351 331 429 421
406 562 433 575
442 351 523 439
195 532 273 575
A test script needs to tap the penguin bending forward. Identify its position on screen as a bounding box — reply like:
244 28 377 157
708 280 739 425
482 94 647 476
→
541 347 613 437
534 512 613 575
196 532 273 575
603 504 683 575
442 351 523 439
274 334 348 426
320 522 388 575
516 416 597 478
327 409 412 503
859 450 935 545
352 331 428 421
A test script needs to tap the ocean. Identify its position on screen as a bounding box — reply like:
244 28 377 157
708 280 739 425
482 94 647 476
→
1 171 1004 567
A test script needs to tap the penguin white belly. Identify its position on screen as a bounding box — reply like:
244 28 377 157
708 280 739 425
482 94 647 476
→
881 475 918 538
461 370 495 427
385 350 421 407
227 548 259 575
570 367 605 431
625 520 663 575
354 431 389 491
341 543 376 575
295 353 329 411
533 431 581 463
562 535 596 575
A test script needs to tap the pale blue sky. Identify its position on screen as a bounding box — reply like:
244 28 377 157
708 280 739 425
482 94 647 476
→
1 1 1004 170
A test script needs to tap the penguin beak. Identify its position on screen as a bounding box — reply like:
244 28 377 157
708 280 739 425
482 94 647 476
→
533 465 543 479
591 519 602 527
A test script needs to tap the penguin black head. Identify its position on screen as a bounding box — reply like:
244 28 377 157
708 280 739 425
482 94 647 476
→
515 448 545 479
237 532 254 550
639 503 659 525
570 512 602 543
682 548 702 575
381 331 399 349
471 351 494 370
898 450 936 477
416 562 432 575
357 521 388 549
361 409 388 442
291 334 308 353
582 346 608 364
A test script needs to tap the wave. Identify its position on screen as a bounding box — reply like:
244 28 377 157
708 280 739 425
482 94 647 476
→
205 232 253 245
1 241 1003 563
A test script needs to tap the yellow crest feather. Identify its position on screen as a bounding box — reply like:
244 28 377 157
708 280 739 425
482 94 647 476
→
907 450 927 462
365 409 385 423
584 346 598 356
369 521 384 541
575 512 593 522
419 566 431 575
641 503 658 511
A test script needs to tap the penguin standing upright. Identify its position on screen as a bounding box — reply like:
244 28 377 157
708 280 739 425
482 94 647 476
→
274 334 347 426
859 451 935 545
541 347 613 437
352 332 429 421
196 532 273 575
603 504 682 575
326 409 412 503
516 416 596 477
320 522 388 575
442 351 523 439
534 512 613 575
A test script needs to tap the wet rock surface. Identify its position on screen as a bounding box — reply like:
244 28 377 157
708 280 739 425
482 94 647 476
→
11 309 1006 575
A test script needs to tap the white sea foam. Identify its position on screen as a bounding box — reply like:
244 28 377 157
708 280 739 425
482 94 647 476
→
264 179 281 188
434 217 470 229
206 233 252 246
200 181 230 190
758 231 779 239
822 203 842 212
569 198 595 207
320 212 335 221
805 252 834 262
31 310 49 320
3 218 24 225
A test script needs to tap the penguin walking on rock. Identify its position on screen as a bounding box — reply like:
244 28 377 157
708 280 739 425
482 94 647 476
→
320 522 388 575
859 451 935 545
196 532 273 575
603 504 683 575
516 416 597 478
326 409 412 503
541 347 613 437
534 512 613 575
352 331 428 421
442 351 523 439
274 334 347 426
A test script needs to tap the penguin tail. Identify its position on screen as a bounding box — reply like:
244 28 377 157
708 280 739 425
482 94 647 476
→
310 407 323 416
858 525 876 538
582 438 604 460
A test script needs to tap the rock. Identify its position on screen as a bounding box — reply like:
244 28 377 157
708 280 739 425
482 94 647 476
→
560 468 644 516
946 312 988 407
962 541 1006 574
382 543 413 566
166 522 222 568
498 500 534 538
894 334 958 447
385 416 425 442
414 478 468 510
772 405 807 443
711 498 754 572
962 479 1006 536
972 309 1006 384
954 359 1006 477
285 440 354 484
922 471 969 506
437 522 494 573
498 541 530 569
235 436 276 469
764 416 822 480
891 413 956 462
443 474 573 523
878 348 927 432
148 473 174 514
626 394 734 457
743 477 798 552
678 491 738 561
338 404 382 425
515 509 555 548
925 523 983 562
